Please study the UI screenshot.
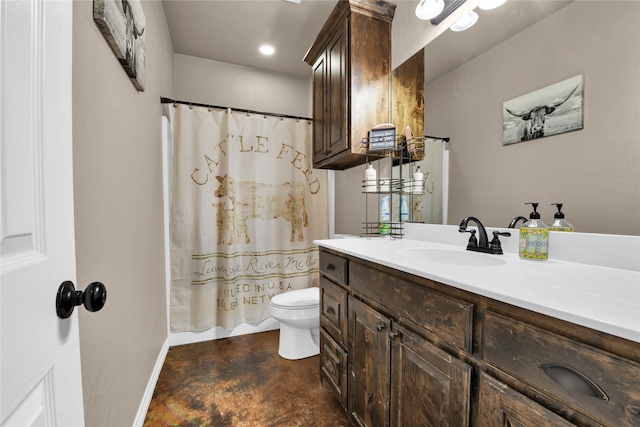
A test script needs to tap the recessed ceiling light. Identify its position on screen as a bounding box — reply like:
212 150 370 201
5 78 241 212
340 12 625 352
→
259 44 276 55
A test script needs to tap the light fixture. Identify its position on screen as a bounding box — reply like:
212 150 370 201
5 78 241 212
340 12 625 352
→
450 11 478 32
259 44 275 55
415 0 445 20
478 0 507 10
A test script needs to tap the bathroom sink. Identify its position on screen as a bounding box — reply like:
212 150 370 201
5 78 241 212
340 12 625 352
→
397 248 507 267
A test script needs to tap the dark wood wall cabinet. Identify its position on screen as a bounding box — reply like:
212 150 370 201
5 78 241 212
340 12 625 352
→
318 247 640 427
304 0 396 170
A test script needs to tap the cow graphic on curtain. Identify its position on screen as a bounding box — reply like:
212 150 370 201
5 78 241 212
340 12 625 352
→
213 175 309 244
168 104 329 332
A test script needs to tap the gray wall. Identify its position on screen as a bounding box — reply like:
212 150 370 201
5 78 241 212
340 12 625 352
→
336 1 640 236
72 1 174 425
174 53 312 117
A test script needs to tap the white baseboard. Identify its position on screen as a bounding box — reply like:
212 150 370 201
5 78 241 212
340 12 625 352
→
132 337 169 427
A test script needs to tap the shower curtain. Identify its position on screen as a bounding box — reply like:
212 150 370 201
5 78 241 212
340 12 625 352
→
169 104 329 332
420 138 446 224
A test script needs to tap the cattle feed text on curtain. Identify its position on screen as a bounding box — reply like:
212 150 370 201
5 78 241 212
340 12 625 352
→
169 104 329 332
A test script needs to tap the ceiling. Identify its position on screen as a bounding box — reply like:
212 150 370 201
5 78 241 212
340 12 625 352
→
162 0 573 80
162 0 338 77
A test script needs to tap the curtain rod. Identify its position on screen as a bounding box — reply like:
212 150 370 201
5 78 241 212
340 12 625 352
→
160 97 312 122
424 135 450 142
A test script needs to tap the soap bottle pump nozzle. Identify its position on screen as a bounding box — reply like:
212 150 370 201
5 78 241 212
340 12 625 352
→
525 202 541 219
551 203 565 219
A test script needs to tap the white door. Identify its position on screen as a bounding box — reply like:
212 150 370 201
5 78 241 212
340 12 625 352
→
1 0 85 425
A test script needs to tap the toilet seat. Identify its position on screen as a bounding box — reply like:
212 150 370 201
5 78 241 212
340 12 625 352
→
270 287 319 310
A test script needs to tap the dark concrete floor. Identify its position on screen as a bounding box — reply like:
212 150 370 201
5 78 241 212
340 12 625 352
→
144 329 352 427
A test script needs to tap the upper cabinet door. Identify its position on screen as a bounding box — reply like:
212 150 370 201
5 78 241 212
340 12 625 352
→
326 20 348 159
312 54 327 163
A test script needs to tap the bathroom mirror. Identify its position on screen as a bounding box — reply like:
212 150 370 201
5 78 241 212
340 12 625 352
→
335 0 639 237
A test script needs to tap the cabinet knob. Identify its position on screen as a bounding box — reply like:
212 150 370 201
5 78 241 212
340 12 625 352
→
388 330 399 340
375 322 386 332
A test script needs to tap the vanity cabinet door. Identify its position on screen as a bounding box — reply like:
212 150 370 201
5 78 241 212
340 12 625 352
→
390 326 471 427
478 372 577 427
348 297 391 427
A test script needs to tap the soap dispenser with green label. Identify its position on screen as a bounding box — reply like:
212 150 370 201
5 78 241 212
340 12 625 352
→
519 202 549 260
548 203 574 232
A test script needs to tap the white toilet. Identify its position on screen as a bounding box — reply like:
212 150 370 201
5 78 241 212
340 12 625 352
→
268 287 320 360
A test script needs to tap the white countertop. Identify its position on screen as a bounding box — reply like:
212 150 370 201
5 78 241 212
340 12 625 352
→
315 236 640 343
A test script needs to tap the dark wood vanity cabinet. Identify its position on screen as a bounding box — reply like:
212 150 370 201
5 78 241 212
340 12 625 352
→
304 0 396 170
321 249 472 427
318 247 640 427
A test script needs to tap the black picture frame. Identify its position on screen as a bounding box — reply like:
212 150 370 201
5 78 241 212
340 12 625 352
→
368 125 397 151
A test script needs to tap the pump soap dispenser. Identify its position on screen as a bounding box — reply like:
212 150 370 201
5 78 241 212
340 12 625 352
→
364 163 377 193
519 202 549 260
548 203 574 232
412 166 424 194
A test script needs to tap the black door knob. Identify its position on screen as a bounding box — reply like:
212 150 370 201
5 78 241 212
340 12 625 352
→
56 281 107 319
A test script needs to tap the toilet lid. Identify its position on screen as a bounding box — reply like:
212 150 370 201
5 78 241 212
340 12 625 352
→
270 287 320 309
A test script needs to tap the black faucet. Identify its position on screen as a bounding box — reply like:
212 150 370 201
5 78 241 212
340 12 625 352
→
508 216 528 228
459 216 510 255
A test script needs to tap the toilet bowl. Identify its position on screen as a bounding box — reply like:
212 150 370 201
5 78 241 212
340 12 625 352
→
268 287 320 360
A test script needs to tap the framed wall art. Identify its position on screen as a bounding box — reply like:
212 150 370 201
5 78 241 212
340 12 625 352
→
94 0 146 91
503 75 583 145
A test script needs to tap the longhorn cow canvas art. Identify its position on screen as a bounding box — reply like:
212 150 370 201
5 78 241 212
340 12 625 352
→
503 75 583 145
94 0 146 91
